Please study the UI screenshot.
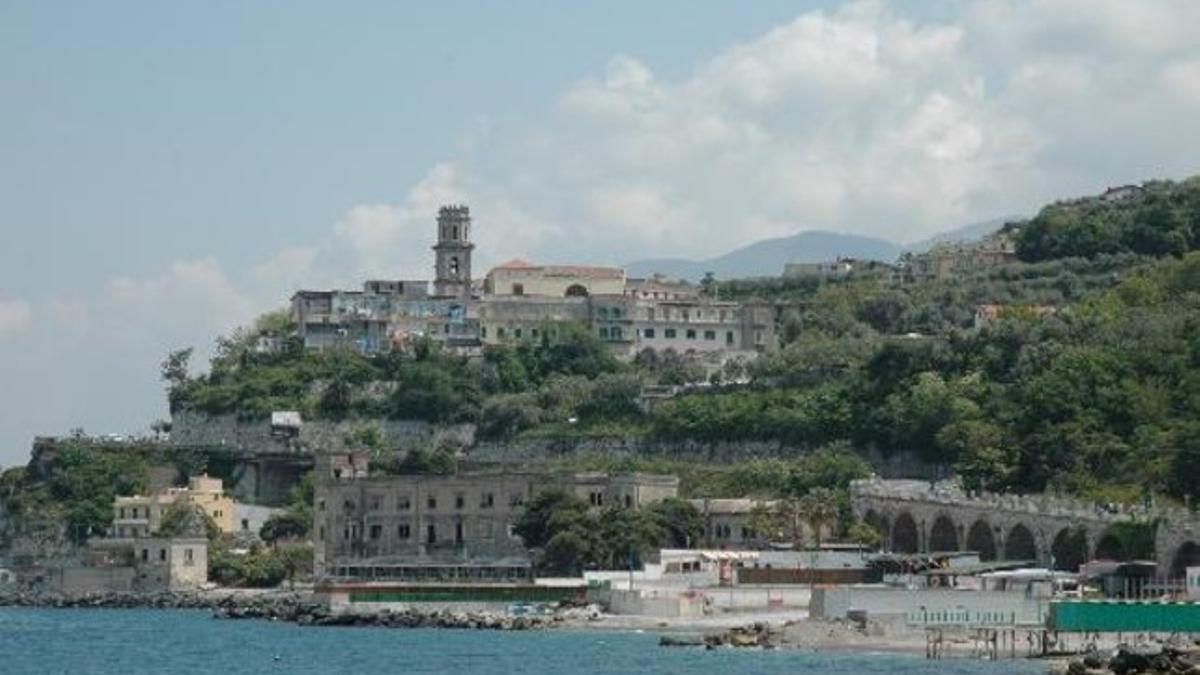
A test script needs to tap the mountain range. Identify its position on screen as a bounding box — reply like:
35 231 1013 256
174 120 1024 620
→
624 216 1019 281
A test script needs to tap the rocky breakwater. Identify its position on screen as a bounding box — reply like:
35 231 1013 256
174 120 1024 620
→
0 589 226 609
213 595 551 631
658 623 779 649
1053 646 1200 675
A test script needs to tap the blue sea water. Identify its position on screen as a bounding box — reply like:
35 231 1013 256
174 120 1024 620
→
0 609 1046 675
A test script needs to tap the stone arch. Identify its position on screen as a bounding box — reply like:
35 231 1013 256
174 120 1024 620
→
1004 524 1038 561
864 510 890 542
565 284 589 297
928 515 959 552
1051 527 1090 572
891 512 919 554
1094 533 1124 561
967 519 998 561
1170 541 1200 578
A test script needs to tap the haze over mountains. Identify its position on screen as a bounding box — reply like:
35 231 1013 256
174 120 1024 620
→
625 217 1019 281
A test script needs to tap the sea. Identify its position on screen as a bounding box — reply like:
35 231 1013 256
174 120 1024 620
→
0 608 1047 675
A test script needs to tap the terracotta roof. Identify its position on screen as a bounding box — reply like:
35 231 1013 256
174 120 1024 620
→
494 258 535 269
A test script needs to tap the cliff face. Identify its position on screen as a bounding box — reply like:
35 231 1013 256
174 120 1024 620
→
168 411 476 455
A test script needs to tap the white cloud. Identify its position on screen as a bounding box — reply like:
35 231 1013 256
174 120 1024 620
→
0 298 32 339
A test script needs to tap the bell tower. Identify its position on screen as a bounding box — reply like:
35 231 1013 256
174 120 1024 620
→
432 204 474 298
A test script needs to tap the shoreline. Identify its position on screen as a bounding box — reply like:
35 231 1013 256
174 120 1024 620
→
0 589 948 657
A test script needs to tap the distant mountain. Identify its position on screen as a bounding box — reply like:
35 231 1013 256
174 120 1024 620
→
625 230 902 281
625 217 1026 282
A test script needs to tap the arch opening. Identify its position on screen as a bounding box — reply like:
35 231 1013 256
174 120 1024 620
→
864 510 890 542
966 519 997 561
1094 533 1125 561
891 513 919 554
1171 541 1200 578
929 515 959 553
1004 524 1038 561
565 284 589 297
1051 527 1089 572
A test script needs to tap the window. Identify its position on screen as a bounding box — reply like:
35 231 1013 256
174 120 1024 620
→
449 256 459 276
481 326 488 339
611 327 622 340
647 308 655 321
141 549 149 563
481 493 494 508
704 330 716 341
342 527 350 540
643 328 655 339
726 331 734 345
318 527 325 541
610 307 621 319
426 524 437 544
119 508 125 519
514 327 522 339
369 525 382 540
318 500 326 512
398 496 411 511
343 499 356 512
455 522 465 544
497 327 506 338
512 283 524 296
427 496 437 510
185 548 194 564
241 519 249 531
665 328 677 339
398 523 410 539
598 327 609 338
369 496 381 511
624 495 632 508
589 492 604 507
531 328 539 338
159 549 167 562
455 494 465 510
686 329 697 340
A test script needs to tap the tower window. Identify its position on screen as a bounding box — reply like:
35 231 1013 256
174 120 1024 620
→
449 257 459 276
451 225 459 240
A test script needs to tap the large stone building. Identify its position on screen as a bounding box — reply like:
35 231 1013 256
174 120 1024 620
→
903 231 1018 282
290 205 777 358
312 452 678 581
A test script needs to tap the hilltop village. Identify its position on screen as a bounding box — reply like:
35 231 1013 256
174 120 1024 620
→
4 178 1200 657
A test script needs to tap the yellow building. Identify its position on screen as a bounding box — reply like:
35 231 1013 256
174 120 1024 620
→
112 474 235 537
485 259 625 297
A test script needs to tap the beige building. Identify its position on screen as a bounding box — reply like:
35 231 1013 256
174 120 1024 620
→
485 259 625 298
112 474 234 537
783 259 856 278
313 452 678 580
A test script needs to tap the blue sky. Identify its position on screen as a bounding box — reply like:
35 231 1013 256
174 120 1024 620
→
1 1 835 298
2 0 1200 465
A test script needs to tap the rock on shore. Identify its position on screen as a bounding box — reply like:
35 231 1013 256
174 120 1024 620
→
0 589 551 631
1052 646 1200 675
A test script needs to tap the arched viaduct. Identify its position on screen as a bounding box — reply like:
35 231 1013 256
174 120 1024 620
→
851 479 1200 577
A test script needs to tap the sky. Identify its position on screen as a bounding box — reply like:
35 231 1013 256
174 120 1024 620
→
2 0 1199 466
